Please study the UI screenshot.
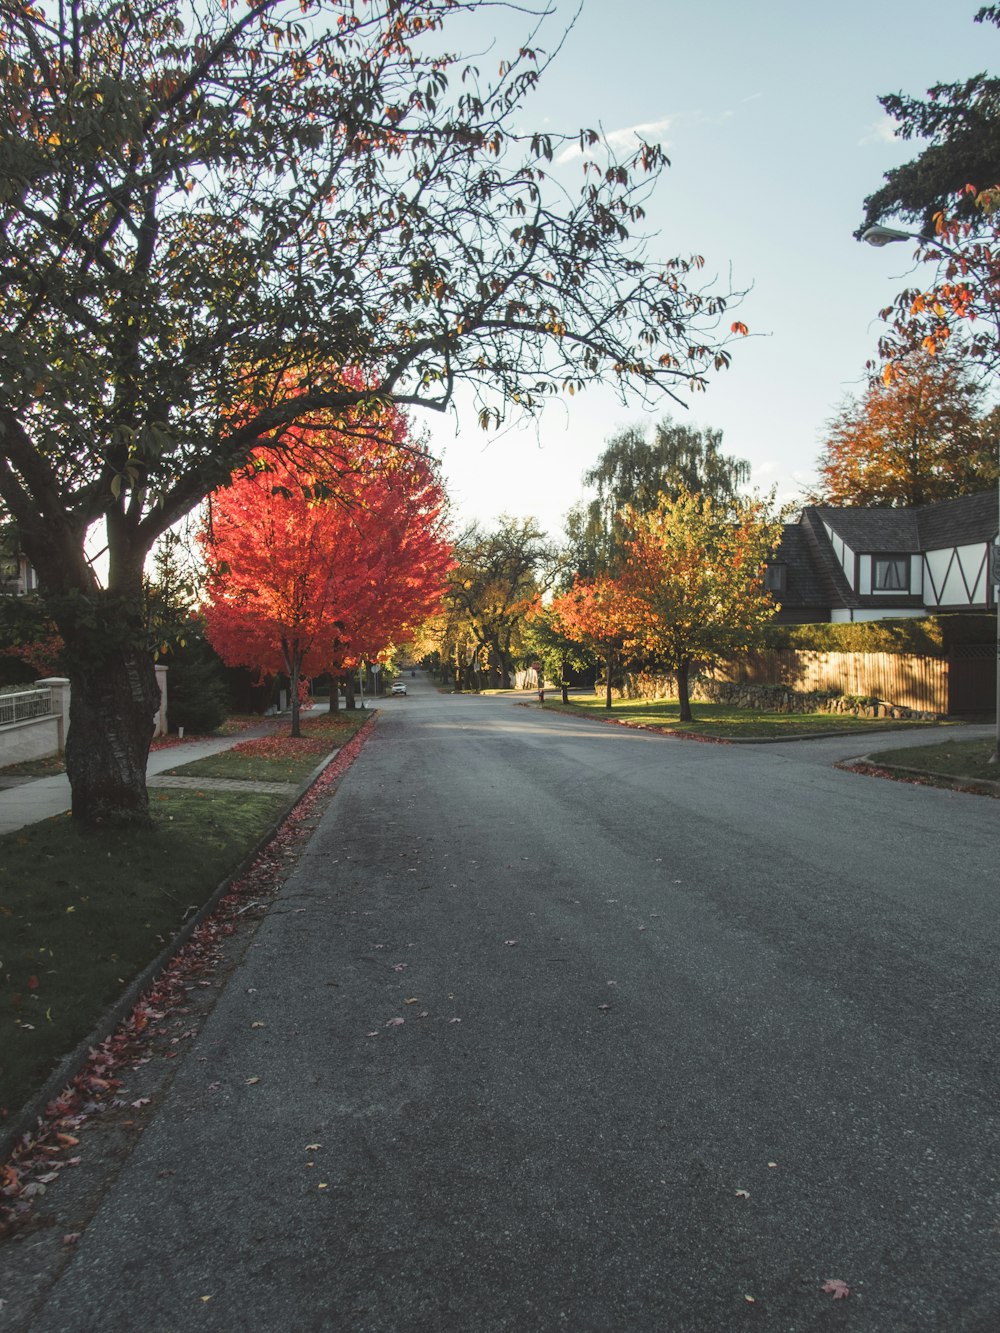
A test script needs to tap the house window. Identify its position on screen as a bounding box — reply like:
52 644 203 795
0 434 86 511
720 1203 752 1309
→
763 563 786 593
873 555 910 591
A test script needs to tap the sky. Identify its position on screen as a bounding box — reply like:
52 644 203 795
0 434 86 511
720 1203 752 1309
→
421 0 994 539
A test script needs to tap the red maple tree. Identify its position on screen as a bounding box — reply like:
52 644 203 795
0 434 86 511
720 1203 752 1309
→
202 421 451 734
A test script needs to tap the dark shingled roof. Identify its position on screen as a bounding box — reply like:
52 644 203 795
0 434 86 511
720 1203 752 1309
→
914 491 998 549
771 490 997 619
812 491 996 554
772 509 855 613
815 507 919 551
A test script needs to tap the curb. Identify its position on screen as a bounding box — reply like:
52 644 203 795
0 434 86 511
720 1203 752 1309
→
840 754 1000 798
0 713 377 1166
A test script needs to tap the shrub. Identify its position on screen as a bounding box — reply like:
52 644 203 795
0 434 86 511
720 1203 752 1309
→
160 630 232 734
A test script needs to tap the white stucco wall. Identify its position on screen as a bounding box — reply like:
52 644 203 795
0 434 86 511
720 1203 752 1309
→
830 608 927 623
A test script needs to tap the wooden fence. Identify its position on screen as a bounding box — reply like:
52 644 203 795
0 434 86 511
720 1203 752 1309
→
708 650 949 714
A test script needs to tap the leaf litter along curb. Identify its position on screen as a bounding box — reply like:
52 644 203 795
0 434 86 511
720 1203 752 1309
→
838 758 998 798
0 721 374 1238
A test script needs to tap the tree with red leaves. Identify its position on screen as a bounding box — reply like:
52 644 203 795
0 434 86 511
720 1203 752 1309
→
202 431 451 736
875 190 1000 379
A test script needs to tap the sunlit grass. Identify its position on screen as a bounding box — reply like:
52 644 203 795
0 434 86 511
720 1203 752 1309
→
541 694 940 739
868 738 998 781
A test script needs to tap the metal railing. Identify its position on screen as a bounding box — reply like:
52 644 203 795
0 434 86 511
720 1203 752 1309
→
0 687 53 726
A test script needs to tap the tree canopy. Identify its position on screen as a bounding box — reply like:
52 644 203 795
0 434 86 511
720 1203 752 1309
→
0 0 745 821
566 417 750 576
553 489 781 720
202 434 451 734
860 7 1000 235
441 516 557 689
814 352 998 508
549 575 628 710
615 490 782 721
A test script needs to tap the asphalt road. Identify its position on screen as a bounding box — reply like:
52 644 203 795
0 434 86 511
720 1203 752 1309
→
16 679 1000 1331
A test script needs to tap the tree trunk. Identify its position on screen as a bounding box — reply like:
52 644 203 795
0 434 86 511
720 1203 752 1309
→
290 664 302 737
561 655 569 704
604 647 614 710
345 673 356 710
328 675 340 712
677 659 693 722
283 637 302 737
65 644 159 824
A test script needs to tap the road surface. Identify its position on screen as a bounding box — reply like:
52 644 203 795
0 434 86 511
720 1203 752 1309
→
13 678 1000 1330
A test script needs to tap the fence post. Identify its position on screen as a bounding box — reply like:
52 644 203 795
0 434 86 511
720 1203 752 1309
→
154 665 168 736
37 677 71 752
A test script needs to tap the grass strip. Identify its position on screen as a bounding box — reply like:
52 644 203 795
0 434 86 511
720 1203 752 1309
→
0 787 290 1122
163 710 370 784
866 738 999 782
539 695 939 739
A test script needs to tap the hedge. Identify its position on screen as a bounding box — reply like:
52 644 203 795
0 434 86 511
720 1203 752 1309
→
761 614 996 657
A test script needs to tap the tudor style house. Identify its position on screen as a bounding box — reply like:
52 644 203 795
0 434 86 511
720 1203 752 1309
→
769 490 999 624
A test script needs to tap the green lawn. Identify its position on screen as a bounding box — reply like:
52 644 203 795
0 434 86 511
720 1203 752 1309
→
1 708 374 1124
541 694 941 739
0 789 288 1122
867 738 999 782
164 710 369 784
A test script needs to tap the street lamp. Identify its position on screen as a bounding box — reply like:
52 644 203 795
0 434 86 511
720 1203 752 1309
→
861 224 929 247
863 222 1000 762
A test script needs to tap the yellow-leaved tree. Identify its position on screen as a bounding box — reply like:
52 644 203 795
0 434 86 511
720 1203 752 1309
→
617 490 783 722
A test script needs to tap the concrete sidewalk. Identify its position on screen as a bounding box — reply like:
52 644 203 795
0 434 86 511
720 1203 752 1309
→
0 721 285 836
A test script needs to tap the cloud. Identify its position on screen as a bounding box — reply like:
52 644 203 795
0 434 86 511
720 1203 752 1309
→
858 115 899 148
556 117 673 165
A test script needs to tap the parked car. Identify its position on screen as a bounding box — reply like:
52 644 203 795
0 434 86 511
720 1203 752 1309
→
391 681 407 696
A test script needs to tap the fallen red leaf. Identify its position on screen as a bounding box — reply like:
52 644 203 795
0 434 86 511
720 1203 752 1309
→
821 1278 850 1300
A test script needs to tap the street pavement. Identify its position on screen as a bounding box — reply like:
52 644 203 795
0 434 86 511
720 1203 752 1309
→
9 679 1000 1331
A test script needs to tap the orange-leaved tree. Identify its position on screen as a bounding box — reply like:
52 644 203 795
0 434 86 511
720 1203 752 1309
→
616 490 783 722
550 575 630 711
202 430 451 736
815 352 997 508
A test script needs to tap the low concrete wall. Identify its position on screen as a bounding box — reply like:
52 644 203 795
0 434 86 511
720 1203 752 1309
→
0 669 168 765
0 713 61 764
